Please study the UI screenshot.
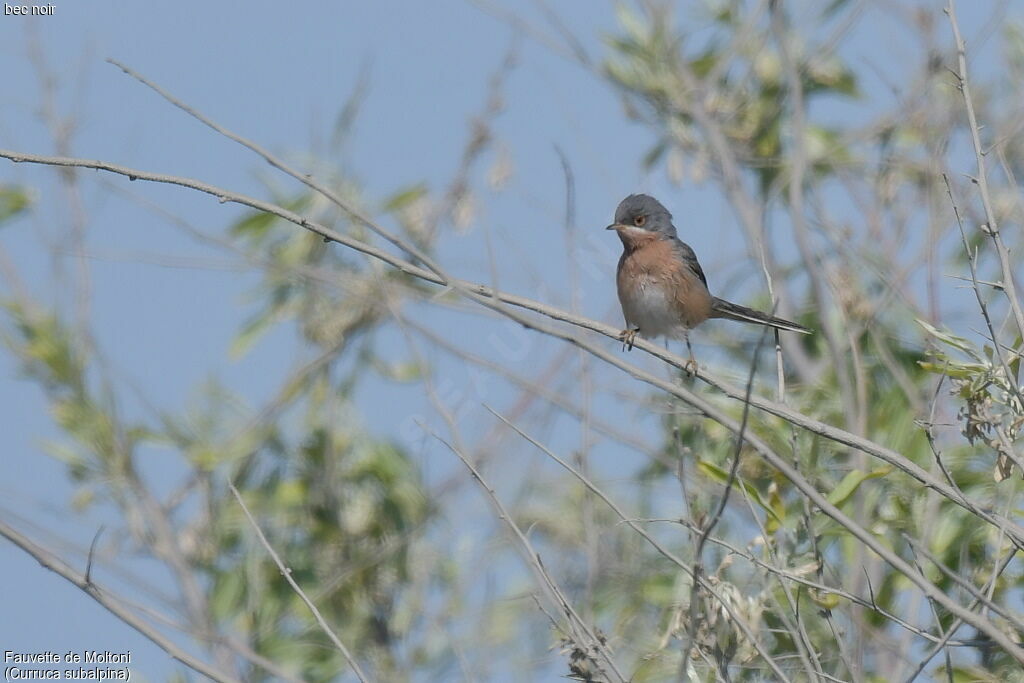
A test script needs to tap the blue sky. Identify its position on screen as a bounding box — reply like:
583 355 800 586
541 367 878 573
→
0 1 1008 680
0 3 651 679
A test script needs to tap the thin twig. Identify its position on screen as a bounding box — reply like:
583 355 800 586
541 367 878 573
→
4 147 1023 661
428 430 627 683
227 483 370 683
681 318 775 678
487 407 792 682
901 545 1019 682
946 0 1024 342
104 59 450 286
84 525 104 586
3 147 1016 549
942 174 1021 401
900 533 1024 631
0 518 239 683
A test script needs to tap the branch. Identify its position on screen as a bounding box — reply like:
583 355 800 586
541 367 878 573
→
4 147 1023 662
228 483 370 683
0 517 239 683
660 517 994 649
946 0 1024 342
104 59 447 285
2 148 1016 549
681 318 775 677
429 429 627 683
486 406 791 681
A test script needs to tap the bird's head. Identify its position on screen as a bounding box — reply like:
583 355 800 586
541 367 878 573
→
605 194 676 239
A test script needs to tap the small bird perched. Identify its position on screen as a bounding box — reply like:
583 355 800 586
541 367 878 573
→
607 194 810 369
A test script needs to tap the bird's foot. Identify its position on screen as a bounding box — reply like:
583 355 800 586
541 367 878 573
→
619 328 640 351
683 334 698 376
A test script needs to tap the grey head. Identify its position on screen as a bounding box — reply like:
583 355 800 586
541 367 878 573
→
607 194 677 238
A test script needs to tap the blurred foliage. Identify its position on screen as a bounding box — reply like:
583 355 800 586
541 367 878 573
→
605 1 857 193
1 153 449 679
2 291 440 679
0 184 31 224
7 1 1024 681
919 319 1024 481
586 1 1024 680
2 18 515 680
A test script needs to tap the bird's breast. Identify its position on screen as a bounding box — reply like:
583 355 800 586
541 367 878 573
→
616 239 713 339
618 274 685 338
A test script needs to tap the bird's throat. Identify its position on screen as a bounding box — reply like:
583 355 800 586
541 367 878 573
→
616 228 661 252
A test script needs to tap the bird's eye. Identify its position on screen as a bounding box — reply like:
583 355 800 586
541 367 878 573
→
634 215 646 227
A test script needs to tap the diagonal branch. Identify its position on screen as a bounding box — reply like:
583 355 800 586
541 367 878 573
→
3 146 1022 662
946 0 1024 343
228 483 370 683
2 147 1021 549
429 429 627 683
681 317 776 678
0 517 239 683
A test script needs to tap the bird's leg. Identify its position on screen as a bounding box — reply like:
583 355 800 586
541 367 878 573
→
684 332 698 376
618 327 640 351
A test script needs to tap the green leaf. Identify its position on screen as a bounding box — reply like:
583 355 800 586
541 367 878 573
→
917 361 986 379
230 195 311 241
231 210 277 239
230 311 276 359
827 467 891 507
809 589 842 609
642 140 669 170
697 460 782 524
615 3 648 44
0 185 31 224
916 319 979 358
210 569 245 620
930 514 963 556
382 184 428 212
766 481 786 532
689 49 718 78
1009 335 1022 383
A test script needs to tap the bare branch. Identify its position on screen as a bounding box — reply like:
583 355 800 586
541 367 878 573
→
429 429 627 683
228 483 370 683
487 407 792 682
946 0 1024 342
2 148 1017 549
0 518 239 683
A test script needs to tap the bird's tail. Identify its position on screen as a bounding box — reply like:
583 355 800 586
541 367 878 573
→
710 298 811 334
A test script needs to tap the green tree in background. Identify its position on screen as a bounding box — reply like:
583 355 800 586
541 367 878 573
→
3 1 1024 681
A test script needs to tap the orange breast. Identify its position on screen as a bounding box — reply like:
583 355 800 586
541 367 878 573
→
616 237 713 335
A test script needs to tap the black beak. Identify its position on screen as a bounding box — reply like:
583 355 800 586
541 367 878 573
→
606 223 624 231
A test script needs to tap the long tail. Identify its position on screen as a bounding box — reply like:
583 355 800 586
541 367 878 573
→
710 298 811 334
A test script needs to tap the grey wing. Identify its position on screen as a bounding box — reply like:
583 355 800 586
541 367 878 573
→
671 238 708 289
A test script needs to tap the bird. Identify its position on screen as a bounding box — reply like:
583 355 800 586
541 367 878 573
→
607 194 810 371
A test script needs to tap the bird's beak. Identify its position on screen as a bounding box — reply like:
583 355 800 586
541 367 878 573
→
606 223 625 231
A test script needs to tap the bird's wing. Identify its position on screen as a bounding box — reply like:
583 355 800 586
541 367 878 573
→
670 238 708 289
